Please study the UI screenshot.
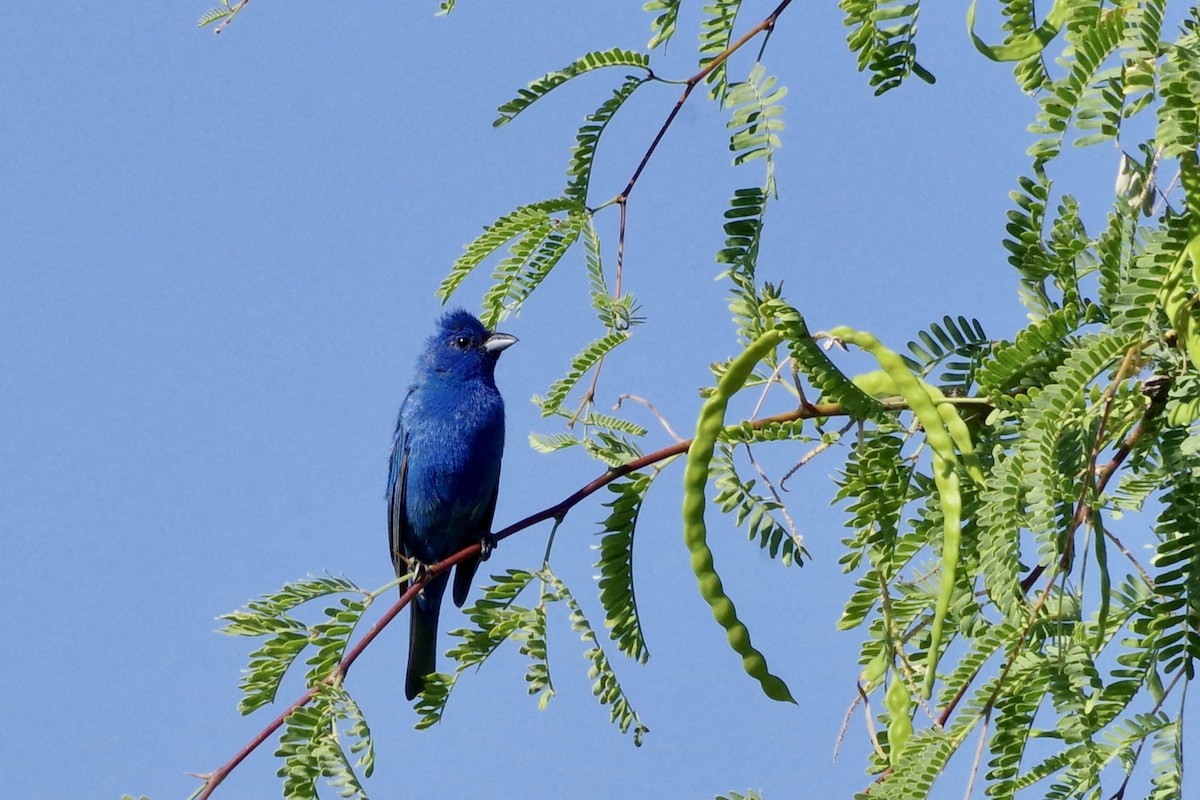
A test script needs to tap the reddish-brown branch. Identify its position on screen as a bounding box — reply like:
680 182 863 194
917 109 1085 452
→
617 0 792 203
589 0 792 421
192 392 885 797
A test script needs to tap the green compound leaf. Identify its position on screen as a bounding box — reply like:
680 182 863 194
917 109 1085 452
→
197 4 234 28
712 442 807 566
644 0 682 49
770 305 884 421
494 48 651 128
901 315 989 391
542 568 650 745
840 0 933 95
219 575 363 715
566 76 648 205
699 0 744 101
539 330 631 417
726 64 786 195
437 197 582 305
418 570 539 728
480 210 586 327
595 473 655 664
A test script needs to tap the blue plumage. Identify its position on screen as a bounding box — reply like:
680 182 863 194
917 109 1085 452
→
388 309 517 700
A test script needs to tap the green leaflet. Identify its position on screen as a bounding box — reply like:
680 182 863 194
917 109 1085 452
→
834 428 913 580
481 211 586 327
539 330 631 417
774 306 883 420
1016 330 1135 553
1152 461 1200 676
867 727 963 800
1155 34 1200 159
219 575 365 715
424 568 647 743
901 314 989 391
1025 6 1123 162
712 442 808 566
1149 717 1184 799
717 188 775 350
978 303 1080 404
566 75 648 205
493 48 651 128
583 216 644 332
545 569 649 744
976 452 1029 621
197 4 234 28
277 684 373 800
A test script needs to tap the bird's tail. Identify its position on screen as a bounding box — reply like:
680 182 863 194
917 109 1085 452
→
405 576 446 701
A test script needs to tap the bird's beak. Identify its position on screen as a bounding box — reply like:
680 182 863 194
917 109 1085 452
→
483 332 518 353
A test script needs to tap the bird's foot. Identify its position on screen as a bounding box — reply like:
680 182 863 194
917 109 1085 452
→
478 532 497 561
396 552 433 583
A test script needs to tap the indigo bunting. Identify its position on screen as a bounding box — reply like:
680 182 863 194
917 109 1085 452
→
388 309 517 700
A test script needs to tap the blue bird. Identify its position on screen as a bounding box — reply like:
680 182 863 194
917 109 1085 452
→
388 309 517 700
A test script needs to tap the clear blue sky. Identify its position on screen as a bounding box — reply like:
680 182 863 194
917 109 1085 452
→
4 3 1183 799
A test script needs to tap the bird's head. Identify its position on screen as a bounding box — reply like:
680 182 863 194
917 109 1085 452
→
421 309 518 382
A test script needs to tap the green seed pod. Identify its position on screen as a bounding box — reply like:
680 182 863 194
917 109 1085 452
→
885 674 913 766
830 327 959 471
924 451 962 699
829 326 965 699
683 328 796 704
922 382 986 487
859 646 890 692
851 369 900 398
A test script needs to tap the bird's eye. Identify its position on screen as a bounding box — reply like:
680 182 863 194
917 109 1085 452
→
454 336 472 350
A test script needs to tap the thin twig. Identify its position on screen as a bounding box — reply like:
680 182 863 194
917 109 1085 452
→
615 393 685 442
962 710 990 800
213 0 249 34
1019 374 1168 593
585 0 793 407
779 418 855 491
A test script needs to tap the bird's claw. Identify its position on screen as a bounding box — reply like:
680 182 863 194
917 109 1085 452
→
396 552 433 584
478 532 497 562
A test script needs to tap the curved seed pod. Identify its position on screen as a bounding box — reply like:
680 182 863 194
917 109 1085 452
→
922 383 986 487
925 451 962 699
853 370 984 486
682 328 796 704
831 327 964 698
830 327 958 469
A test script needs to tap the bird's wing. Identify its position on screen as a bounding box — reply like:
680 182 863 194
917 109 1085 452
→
387 386 416 581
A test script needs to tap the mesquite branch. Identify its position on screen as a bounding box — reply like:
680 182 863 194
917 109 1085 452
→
192 390 917 797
